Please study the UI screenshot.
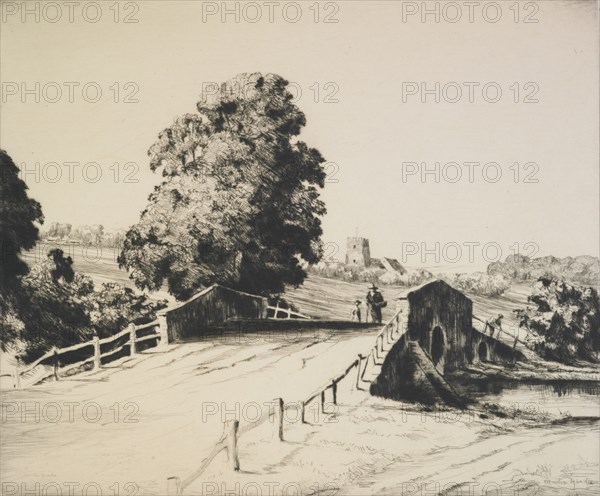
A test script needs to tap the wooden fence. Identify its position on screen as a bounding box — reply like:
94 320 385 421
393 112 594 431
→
299 305 408 421
0 320 165 389
472 314 526 347
1 284 273 388
267 303 311 320
165 308 407 494
166 398 286 495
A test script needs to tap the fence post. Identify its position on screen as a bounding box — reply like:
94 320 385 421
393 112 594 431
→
287 307 291 319
53 347 59 381
301 402 306 424
166 476 182 495
93 335 101 370
226 419 240 471
129 323 137 356
157 312 169 346
331 380 337 405
13 360 21 389
320 390 326 414
273 398 284 441
356 355 363 389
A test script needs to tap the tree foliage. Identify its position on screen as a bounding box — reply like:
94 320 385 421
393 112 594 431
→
9 249 167 361
119 73 327 299
0 149 44 348
489 254 599 286
0 149 44 284
515 278 600 363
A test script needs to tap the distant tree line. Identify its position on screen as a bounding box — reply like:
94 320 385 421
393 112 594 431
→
41 222 126 248
489 254 599 286
306 261 512 298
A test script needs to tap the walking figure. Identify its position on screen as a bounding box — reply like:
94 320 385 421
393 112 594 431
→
366 283 386 324
351 300 362 322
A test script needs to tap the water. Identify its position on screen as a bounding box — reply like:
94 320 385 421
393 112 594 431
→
453 379 600 418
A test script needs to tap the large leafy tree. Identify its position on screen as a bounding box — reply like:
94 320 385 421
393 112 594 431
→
0 150 44 285
119 73 327 299
0 150 44 349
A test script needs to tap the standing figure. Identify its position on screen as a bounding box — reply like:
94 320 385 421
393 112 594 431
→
366 283 386 324
351 300 362 322
485 314 504 339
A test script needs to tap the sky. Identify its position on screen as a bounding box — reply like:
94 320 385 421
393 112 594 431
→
1 0 598 271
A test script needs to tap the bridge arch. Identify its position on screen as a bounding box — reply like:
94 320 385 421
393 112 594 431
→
478 342 489 362
430 325 446 373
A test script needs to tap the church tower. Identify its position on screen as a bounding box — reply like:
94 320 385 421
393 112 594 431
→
346 237 371 267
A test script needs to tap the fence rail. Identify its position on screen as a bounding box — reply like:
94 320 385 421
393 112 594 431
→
300 307 407 420
472 314 528 350
267 304 311 320
167 398 284 495
5 320 164 389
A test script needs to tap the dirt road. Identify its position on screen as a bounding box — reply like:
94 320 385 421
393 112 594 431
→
1 326 380 495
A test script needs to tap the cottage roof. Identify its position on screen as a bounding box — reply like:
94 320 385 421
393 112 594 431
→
382 257 405 272
394 278 471 301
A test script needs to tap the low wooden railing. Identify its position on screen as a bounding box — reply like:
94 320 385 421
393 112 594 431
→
267 304 311 320
472 314 526 351
300 306 408 421
2 319 165 389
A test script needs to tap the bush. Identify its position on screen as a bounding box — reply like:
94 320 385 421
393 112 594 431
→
305 263 433 287
514 278 600 363
6 249 167 363
488 254 599 286
439 272 511 298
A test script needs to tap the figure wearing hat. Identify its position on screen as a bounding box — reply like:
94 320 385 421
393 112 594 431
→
366 283 386 324
351 300 362 322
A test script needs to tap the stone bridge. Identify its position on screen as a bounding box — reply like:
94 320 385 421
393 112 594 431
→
368 280 525 406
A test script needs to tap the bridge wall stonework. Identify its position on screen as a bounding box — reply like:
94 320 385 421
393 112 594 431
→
371 280 525 404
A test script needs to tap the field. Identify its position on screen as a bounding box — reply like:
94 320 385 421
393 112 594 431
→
23 241 534 323
21 241 175 302
3 245 598 495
